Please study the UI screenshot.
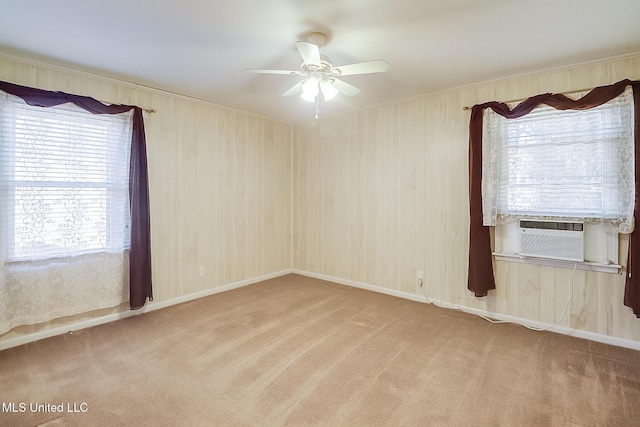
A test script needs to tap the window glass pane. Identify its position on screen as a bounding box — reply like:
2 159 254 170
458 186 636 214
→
492 89 633 220
13 186 108 257
0 96 132 260
14 110 112 183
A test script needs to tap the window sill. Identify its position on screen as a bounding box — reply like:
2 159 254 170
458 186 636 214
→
493 252 621 274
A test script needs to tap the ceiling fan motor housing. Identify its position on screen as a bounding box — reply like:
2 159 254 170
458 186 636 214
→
306 32 327 47
302 54 333 71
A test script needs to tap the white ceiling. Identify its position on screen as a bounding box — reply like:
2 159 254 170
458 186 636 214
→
1 0 639 123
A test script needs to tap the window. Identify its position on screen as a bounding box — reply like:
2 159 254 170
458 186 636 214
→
0 82 151 334
0 96 133 261
482 86 635 269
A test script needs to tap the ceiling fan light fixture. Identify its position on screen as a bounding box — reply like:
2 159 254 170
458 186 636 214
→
301 78 319 102
320 79 339 101
300 91 316 102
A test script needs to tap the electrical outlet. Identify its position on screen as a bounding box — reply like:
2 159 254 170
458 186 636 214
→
416 270 424 287
199 267 206 277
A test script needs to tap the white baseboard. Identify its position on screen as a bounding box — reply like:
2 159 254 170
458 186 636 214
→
5 268 639 352
0 269 293 351
292 269 640 352
137 269 293 313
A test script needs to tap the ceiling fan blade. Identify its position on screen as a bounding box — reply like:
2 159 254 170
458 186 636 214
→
245 68 303 75
282 81 304 96
333 60 389 76
296 41 321 68
331 78 361 96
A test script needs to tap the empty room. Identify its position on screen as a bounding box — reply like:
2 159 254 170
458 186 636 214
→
1 1 640 426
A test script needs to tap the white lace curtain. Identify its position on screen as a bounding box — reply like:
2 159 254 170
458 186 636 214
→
481 86 635 233
0 92 132 335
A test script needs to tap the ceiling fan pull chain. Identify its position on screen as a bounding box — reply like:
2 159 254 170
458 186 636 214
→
315 95 320 119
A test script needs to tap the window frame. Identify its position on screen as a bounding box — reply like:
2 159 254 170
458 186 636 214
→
1 98 132 262
487 95 632 222
481 87 634 273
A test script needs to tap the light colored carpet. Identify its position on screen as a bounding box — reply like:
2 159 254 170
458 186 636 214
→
1 274 640 426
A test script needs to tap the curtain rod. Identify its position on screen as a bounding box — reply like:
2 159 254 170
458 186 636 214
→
462 86 596 111
0 87 158 114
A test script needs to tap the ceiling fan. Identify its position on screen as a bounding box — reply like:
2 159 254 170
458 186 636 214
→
246 32 388 107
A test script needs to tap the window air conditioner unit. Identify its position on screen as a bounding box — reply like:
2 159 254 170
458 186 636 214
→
519 220 584 262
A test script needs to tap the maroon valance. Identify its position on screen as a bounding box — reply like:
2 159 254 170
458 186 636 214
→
0 80 153 310
468 79 640 317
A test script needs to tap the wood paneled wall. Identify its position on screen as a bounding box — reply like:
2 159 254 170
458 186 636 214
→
293 54 640 343
2 52 640 346
0 56 292 342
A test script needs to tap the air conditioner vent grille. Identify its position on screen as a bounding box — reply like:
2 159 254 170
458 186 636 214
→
519 220 584 262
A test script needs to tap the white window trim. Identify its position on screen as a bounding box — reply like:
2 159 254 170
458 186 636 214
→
493 220 620 274
493 252 621 274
